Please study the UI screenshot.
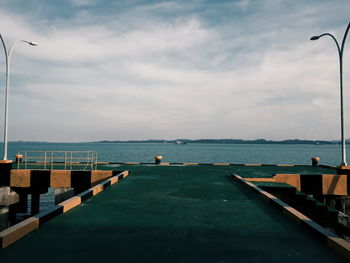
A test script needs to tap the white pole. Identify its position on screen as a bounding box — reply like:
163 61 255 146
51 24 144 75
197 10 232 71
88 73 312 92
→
0 36 37 160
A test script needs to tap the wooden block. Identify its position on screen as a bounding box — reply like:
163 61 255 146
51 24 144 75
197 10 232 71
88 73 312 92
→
10 170 31 187
322 174 347 195
50 170 71 188
91 170 113 184
274 174 301 190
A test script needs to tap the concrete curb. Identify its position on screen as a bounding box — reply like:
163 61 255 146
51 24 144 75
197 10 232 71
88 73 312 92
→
0 170 129 248
231 173 350 261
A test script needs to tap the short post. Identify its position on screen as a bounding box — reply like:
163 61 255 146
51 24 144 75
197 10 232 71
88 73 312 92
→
155 155 162 165
311 157 320 166
15 154 23 164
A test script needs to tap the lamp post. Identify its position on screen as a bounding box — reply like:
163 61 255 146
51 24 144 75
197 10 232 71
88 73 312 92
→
310 22 350 167
0 35 37 161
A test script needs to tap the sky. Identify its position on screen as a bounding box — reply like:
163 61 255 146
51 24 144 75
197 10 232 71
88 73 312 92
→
0 0 349 142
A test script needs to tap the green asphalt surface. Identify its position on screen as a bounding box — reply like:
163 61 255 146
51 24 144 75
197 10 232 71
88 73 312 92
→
1 165 347 262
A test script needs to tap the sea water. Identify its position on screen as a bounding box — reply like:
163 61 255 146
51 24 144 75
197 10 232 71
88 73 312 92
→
5 141 345 165
4 141 344 213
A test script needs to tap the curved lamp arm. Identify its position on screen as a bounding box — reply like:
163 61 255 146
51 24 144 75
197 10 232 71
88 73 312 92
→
311 33 341 58
8 40 38 57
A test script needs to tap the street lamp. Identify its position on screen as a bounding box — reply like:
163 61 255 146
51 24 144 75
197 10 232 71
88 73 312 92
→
0 34 37 161
310 22 350 167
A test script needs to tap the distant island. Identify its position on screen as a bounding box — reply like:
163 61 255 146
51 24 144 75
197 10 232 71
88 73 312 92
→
95 139 345 145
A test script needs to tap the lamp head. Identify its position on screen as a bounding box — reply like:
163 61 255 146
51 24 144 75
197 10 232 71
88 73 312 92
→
310 36 320 41
28 41 38 46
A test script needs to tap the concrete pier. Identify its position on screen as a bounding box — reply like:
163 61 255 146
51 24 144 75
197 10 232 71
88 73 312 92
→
0 187 19 230
0 165 347 262
0 168 120 216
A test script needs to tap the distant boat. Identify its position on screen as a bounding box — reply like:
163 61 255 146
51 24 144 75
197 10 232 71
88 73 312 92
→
174 140 187 145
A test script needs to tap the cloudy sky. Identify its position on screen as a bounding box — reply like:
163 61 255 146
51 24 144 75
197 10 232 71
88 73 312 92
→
0 0 349 142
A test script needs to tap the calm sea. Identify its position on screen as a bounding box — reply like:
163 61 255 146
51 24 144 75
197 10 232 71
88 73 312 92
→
5 141 345 165
4 141 343 214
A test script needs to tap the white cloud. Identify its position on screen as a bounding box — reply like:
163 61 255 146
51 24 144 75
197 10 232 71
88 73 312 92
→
0 1 349 141
70 0 97 7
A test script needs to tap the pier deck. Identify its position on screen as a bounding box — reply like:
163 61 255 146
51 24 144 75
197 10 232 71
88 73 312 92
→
0 165 347 262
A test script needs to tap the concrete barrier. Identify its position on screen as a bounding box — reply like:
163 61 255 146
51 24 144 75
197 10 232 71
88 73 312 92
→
232 173 350 261
0 170 129 248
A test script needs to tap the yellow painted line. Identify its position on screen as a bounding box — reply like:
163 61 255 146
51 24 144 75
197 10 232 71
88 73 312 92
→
327 237 350 261
110 176 119 185
92 184 104 195
121 171 129 178
96 162 109 164
0 160 13 164
213 163 230 166
245 181 258 188
245 178 275 182
259 191 276 199
160 163 170 165
283 206 310 222
0 217 39 248
59 196 81 213
277 164 294 167
338 166 350 170
245 164 262 166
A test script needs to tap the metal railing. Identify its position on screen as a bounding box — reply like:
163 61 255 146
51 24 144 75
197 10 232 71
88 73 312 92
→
16 151 98 170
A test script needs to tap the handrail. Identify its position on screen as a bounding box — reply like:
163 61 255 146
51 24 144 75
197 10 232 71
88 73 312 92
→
16 151 98 170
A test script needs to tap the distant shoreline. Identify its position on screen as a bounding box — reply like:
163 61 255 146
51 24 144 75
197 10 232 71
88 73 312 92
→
10 139 347 145
94 139 343 145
